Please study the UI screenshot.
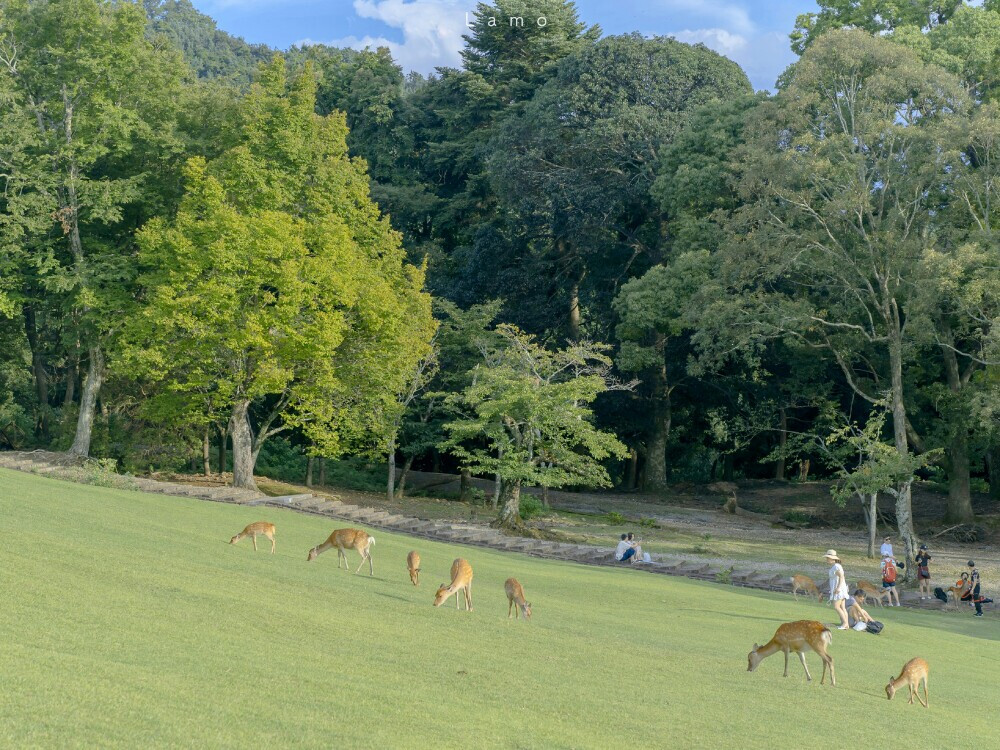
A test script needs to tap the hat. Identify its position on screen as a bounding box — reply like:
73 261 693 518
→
823 549 840 562
968 560 976 567
919 544 927 550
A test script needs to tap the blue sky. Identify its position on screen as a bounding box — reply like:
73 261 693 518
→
192 0 817 91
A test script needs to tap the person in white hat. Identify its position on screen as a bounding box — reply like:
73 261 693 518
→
824 550 850 630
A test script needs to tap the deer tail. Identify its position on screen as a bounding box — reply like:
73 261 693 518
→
821 629 833 646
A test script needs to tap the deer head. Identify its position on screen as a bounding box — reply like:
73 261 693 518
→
307 547 318 562
885 679 897 701
229 535 240 545
522 602 532 619
747 645 762 672
433 584 450 607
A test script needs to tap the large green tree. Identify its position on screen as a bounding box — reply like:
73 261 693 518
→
125 59 433 489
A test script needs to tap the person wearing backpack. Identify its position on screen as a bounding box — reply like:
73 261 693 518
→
881 554 901 606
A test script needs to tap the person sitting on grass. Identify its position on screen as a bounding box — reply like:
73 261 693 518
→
847 590 874 629
626 532 646 563
881 553 901 607
615 534 637 564
962 561 985 618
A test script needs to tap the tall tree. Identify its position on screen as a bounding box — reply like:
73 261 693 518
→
0 0 184 456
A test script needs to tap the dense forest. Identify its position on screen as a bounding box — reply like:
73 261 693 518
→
3 0 1000 552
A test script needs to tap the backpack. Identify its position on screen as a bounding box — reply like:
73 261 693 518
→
934 587 949 603
866 620 884 634
883 561 897 584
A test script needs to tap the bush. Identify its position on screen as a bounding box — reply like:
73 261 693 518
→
519 495 544 520
638 517 658 528
79 458 136 491
605 511 626 525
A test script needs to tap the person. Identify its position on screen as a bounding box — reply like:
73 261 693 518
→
847 590 874 630
881 553 901 606
626 532 645 563
615 534 637 564
824 550 851 630
962 561 984 617
915 544 932 600
880 536 894 558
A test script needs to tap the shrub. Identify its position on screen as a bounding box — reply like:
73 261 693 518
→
519 495 544 520
638 517 658 528
605 511 626 525
80 458 136 490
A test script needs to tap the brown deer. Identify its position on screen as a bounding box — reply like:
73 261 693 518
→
307 528 375 575
747 620 835 686
229 522 276 553
504 577 531 620
790 574 823 602
433 558 473 611
886 658 929 707
856 580 890 607
407 551 421 586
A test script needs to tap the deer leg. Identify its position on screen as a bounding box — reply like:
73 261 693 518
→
252 535 258 551
921 679 929 708
797 651 812 682
823 655 835 686
508 598 513 619
908 685 914 704
782 649 790 677
455 587 460 610
337 547 345 569
467 580 473 611
269 533 275 554
368 547 374 577
354 551 365 574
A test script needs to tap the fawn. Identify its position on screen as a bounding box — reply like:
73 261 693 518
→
856 580 890 607
229 522 276 553
747 620 835 686
790 574 823 602
407 551 421 586
504 577 531 620
886 657 929 707
434 558 473 611
307 528 375 575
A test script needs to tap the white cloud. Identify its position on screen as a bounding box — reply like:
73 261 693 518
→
659 0 754 35
670 28 747 56
302 0 469 74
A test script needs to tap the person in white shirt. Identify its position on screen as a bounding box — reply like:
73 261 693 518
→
825 549 851 630
615 534 637 563
879 536 894 558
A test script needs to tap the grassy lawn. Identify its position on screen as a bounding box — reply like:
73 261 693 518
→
2 468 998 749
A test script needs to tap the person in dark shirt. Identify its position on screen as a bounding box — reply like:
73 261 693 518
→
915 544 932 600
961 561 984 617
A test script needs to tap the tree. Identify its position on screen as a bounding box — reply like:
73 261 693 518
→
443 326 628 528
125 59 433 489
716 30 978 560
0 0 184 456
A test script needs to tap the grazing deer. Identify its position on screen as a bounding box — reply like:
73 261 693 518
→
856 580 890 607
886 658 929 708
790 574 823 602
747 620 835 686
504 578 531 620
229 522 276 553
307 528 375 575
433 558 473 611
407 551 421 586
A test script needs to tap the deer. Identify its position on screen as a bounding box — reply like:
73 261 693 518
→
504 577 531 620
885 657 929 708
433 558 473 611
407 551 421 586
229 521 276 553
307 528 375 575
747 620 835 686
856 579 890 607
790 574 823 602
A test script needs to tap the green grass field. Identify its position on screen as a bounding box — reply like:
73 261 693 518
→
2 468 997 749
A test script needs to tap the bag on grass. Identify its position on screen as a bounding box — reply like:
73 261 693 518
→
866 620 884 634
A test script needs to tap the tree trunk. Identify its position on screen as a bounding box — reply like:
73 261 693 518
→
888 325 919 564
626 447 638 490
306 455 314 487
69 346 104 457
460 468 473 502
217 425 228 477
645 363 671 491
395 455 414 499
775 406 787 480
492 475 502 509
941 340 975 523
23 306 49 437
988 446 1000 502
386 433 396 502
496 480 522 529
862 492 878 558
202 429 211 476
569 280 581 342
63 353 77 409
229 400 257 490
319 457 326 486
798 459 810 482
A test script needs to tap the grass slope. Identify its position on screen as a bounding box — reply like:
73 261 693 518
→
1 468 997 749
